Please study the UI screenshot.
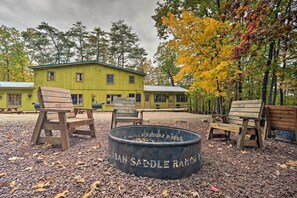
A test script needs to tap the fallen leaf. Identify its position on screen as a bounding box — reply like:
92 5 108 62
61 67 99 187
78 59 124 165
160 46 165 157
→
162 189 169 197
37 155 49 160
53 190 69 198
34 188 47 192
32 180 51 192
24 167 33 171
217 148 223 151
82 180 101 198
75 161 85 166
0 180 8 187
208 144 214 148
8 156 24 161
74 175 85 183
279 164 288 169
241 151 248 154
41 143 53 149
10 181 16 188
0 173 6 177
286 160 297 167
33 182 45 189
210 185 220 192
10 187 18 194
190 191 200 197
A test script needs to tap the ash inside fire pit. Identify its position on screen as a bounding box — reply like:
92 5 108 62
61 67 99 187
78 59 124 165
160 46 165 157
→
108 125 202 179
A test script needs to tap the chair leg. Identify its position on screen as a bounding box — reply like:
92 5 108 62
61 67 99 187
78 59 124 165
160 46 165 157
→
255 120 263 148
89 123 96 138
58 112 70 150
207 127 214 140
237 120 248 150
30 111 46 145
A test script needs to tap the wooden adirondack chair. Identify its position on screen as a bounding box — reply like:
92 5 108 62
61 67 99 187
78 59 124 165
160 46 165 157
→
111 97 143 129
30 87 96 150
208 100 264 150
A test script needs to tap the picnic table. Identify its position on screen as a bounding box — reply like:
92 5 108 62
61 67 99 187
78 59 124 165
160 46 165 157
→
0 107 23 114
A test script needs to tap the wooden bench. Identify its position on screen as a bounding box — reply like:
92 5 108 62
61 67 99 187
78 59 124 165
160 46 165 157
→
264 105 297 142
30 87 96 150
111 97 143 129
208 100 264 150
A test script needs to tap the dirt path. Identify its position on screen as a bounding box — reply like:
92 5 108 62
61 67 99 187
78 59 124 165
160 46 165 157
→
0 111 211 123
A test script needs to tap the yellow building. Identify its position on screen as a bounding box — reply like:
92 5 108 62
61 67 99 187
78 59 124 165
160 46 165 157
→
0 61 188 112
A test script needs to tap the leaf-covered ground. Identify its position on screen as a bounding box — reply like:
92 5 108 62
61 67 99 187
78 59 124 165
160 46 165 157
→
0 114 296 198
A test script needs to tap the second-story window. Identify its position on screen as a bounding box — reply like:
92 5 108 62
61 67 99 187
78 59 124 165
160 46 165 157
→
47 71 55 81
129 76 135 84
107 74 114 84
76 73 84 82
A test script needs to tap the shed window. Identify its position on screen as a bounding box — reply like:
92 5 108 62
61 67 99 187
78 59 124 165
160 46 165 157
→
176 94 188 102
154 94 166 102
8 93 22 106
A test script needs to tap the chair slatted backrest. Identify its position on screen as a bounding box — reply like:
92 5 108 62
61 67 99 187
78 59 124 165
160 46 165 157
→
267 105 297 132
38 87 75 120
228 100 263 126
113 97 138 117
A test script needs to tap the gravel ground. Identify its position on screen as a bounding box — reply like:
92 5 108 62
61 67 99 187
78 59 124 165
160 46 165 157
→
0 112 296 198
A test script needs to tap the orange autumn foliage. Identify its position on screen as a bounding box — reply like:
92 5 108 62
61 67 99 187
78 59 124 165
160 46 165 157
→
163 11 238 96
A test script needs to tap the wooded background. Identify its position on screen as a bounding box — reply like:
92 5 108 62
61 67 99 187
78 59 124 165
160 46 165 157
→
0 0 296 113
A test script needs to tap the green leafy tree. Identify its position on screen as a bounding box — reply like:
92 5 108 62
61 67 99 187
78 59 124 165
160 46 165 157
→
109 20 147 68
0 25 32 81
89 27 109 62
154 42 179 86
71 22 89 61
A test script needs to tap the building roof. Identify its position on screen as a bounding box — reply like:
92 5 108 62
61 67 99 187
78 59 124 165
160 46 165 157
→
144 85 188 93
0 81 34 89
30 61 146 76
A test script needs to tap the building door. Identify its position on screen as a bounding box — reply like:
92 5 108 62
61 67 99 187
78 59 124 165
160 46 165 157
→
168 94 174 108
144 94 150 109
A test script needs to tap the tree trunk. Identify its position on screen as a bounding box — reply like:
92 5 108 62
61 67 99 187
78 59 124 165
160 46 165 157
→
262 42 274 106
268 69 276 105
273 76 277 105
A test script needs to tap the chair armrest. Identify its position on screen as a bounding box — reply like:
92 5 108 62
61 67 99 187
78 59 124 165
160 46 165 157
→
137 109 144 118
210 114 228 123
39 108 71 113
74 108 93 111
211 114 228 118
239 116 261 121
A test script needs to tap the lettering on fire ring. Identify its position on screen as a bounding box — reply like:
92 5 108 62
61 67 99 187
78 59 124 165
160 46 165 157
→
111 153 200 169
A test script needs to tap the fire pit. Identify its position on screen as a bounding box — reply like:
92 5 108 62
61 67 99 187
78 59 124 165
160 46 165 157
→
108 125 202 179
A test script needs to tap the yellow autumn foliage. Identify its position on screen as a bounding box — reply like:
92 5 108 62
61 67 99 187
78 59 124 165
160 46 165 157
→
163 11 237 96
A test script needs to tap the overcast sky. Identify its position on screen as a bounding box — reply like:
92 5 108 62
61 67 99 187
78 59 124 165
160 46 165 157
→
0 0 160 61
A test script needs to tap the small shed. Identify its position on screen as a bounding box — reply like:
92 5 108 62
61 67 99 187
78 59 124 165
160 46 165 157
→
143 85 188 109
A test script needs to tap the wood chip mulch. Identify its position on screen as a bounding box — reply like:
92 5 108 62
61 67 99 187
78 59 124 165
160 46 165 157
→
0 119 296 198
